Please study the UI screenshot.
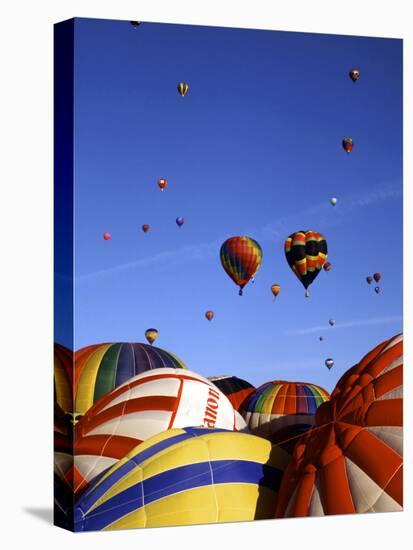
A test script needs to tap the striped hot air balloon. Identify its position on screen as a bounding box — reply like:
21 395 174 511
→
242 381 330 452
276 334 403 517
177 82 189 97
220 236 263 296
284 231 328 297
72 368 246 495
74 342 187 416
73 427 290 531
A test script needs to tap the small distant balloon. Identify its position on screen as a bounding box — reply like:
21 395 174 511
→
158 178 167 191
375 286 381 294
176 217 184 227
205 310 214 321
325 358 334 370
373 272 382 283
177 82 189 97
271 284 281 300
349 68 360 82
324 262 332 272
130 21 141 27
342 137 353 154
329 319 336 326
145 328 158 345
103 232 111 241
142 224 150 233
366 275 373 285
330 197 337 206
319 336 324 341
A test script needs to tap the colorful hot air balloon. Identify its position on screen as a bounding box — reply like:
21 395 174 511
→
157 178 167 191
177 82 189 97
54 344 73 414
284 231 327 297
73 342 187 415
349 68 360 82
176 216 184 227
342 137 353 153
73 368 247 494
373 272 382 283
242 381 330 452
145 328 158 345
271 284 281 300
74 427 289 531
329 319 335 326
220 236 263 296
366 275 373 284
323 262 332 272
205 310 214 321
375 286 381 294
325 358 334 370
103 232 111 241
208 375 256 411
276 334 403 517
142 224 150 233
330 197 337 206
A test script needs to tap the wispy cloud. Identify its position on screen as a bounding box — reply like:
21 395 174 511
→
77 180 401 283
284 315 403 335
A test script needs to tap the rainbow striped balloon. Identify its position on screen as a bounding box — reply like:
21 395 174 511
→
74 427 289 531
242 381 330 450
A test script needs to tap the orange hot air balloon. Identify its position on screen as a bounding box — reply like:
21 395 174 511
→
342 137 353 153
158 178 167 191
349 68 360 82
271 284 281 300
205 310 214 321
142 224 150 233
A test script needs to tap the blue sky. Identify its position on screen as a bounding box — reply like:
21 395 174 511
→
59 18 402 392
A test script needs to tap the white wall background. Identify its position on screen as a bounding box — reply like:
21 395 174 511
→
0 1 411 548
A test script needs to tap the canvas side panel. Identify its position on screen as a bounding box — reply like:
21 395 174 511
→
54 18 75 532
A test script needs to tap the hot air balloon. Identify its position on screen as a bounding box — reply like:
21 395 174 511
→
142 224 150 233
103 232 111 241
205 310 214 321
177 82 189 97
145 328 158 345
74 427 289 531
284 231 327 297
176 216 184 227
242 381 330 452
330 197 337 206
366 275 373 284
342 137 353 153
130 20 141 27
157 178 167 191
54 344 73 414
325 358 334 370
271 284 281 300
73 342 187 415
373 272 382 282
220 236 263 296
323 262 332 272
275 334 403 517
73 369 247 494
208 375 256 411
329 319 335 326
319 336 324 341
375 286 381 294
349 68 360 82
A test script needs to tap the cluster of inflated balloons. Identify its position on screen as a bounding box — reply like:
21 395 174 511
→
366 272 382 294
54 331 403 530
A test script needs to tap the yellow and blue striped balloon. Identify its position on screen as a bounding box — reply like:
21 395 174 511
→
74 427 289 531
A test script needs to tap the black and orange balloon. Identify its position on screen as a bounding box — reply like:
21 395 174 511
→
284 231 327 297
271 284 281 300
220 237 263 296
205 310 214 321
349 68 360 82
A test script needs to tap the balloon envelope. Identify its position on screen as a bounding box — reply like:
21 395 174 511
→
142 224 150 233
208 374 256 411
373 272 382 282
205 310 214 321
177 82 189 96
349 68 360 82
271 284 281 298
323 262 332 272
284 231 327 293
325 358 334 370
145 328 158 345
157 178 167 190
366 275 373 284
342 137 353 153
176 217 184 227
220 236 263 295
103 232 111 240
330 197 337 206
